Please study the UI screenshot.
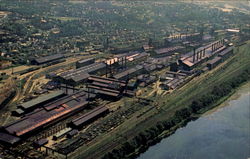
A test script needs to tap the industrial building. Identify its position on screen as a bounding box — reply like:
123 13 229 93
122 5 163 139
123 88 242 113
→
87 75 128 98
70 106 109 129
2 90 92 142
56 62 106 86
16 90 66 114
0 132 21 146
176 39 226 71
218 46 234 60
159 71 189 90
76 58 95 69
114 65 145 81
155 46 184 57
207 56 222 70
31 54 64 65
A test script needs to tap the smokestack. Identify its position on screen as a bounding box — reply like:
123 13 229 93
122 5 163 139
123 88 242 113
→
193 48 196 62
196 50 199 61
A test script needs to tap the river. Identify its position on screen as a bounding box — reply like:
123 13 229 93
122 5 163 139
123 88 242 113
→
138 83 250 159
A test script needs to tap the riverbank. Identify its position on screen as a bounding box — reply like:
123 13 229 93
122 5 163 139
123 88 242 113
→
203 81 250 116
103 73 249 159
138 82 250 159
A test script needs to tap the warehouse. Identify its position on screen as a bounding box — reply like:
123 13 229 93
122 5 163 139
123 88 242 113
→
31 54 64 65
87 75 127 98
177 40 226 71
207 56 222 70
114 65 145 81
218 46 234 60
0 132 21 145
57 62 106 86
155 46 184 57
33 138 48 148
76 58 95 69
70 106 109 129
4 90 90 137
17 90 66 113
52 128 72 140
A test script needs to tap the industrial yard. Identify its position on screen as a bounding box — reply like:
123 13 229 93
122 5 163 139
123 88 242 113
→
0 1 250 159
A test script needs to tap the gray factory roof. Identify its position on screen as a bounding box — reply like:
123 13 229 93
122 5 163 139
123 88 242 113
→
72 106 109 127
20 90 65 110
60 63 106 80
114 65 144 79
34 54 64 64
218 47 234 57
77 58 94 64
0 132 21 145
207 56 222 65
155 46 184 54
34 138 48 147
71 73 90 83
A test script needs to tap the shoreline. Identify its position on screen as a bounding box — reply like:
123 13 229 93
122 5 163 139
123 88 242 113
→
133 81 250 159
203 81 250 116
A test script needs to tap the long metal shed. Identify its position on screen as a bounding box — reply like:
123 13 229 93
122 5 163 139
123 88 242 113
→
71 106 109 128
18 90 65 111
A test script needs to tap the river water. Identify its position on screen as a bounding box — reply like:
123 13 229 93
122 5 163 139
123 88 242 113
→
138 83 250 159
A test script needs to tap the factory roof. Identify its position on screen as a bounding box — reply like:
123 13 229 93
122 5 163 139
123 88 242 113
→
77 58 94 64
89 75 126 86
5 91 89 136
20 90 65 110
34 138 48 147
67 129 78 137
155 46 184 54
53 128 72 139
71 73 90 83
72 106 108 127
114 65 144 80
0 133 21 145
218 47 234 57
14 109 24 115
207 56 222 65
34 54 64 64
60 63 106 80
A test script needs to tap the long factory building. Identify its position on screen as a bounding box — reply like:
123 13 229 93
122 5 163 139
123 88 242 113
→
31 54 64 65
0 90 94 145
56 62 106 86
70 105 109 129
176 39 227 71
13 90 66 116
87 75 128 98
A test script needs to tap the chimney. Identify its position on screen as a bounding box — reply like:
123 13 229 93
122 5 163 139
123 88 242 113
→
196 50 199 61
193 48 196 62
199 51 202 59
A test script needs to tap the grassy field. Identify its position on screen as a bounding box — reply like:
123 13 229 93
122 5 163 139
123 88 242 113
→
70 41 250 159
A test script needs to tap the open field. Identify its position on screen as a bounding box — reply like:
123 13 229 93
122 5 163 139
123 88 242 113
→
70 41 250 159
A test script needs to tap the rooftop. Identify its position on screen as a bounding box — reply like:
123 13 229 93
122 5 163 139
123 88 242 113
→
34 54 64 64
20 90 65 110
